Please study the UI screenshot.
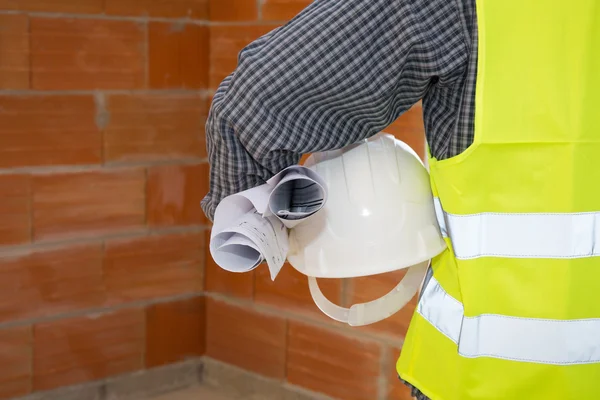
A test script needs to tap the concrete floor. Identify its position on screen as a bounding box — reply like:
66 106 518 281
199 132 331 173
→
149 386 234 400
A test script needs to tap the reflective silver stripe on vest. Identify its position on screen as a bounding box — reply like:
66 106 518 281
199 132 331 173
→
418 277 600 365
433 198 600 260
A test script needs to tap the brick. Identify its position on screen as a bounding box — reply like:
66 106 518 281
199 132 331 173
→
146 296 206 368
0 14 29 89
254 263 342 318
105 94 208 162
0 175 30 246
104 233 204 303
384 103 426 159
0 327 32 399
30 18 144 90
149 22 208 89
287 321 381 400
349 270 418 339
0 0 103 13
209 25 278 89
260 0 312 21
209 0 257 21
0 95 101 168
0 244 105 323
105 0 208 19
206 298 286 379
204 267 254 301
204 234 254 299
147 163 209 227
32 169 145 241
386 347 414 400
33 308 144 391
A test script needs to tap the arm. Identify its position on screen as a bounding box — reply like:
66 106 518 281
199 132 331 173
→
201 0 467 221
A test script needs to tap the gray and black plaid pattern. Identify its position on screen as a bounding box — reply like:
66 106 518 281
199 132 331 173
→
203 1 477 397
202 0 477 220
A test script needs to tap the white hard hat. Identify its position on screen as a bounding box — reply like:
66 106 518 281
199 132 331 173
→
287 133 446 326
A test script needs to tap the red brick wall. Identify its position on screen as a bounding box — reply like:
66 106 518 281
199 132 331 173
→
0 1 208 398
0 1 425 399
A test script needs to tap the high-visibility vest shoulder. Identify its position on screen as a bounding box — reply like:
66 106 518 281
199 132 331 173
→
396 1 600 399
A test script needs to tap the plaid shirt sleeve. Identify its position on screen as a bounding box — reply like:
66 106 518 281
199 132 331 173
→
201 0 469 221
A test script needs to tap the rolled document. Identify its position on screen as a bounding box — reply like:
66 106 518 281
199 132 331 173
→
266 166 327 228
209 165 328 280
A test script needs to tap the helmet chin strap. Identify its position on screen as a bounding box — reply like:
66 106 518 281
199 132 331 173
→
307 260 430 326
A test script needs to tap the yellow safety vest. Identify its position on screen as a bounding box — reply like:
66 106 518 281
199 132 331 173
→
396 1 600 399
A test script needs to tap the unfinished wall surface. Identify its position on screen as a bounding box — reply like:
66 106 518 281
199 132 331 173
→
0 1 425 399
